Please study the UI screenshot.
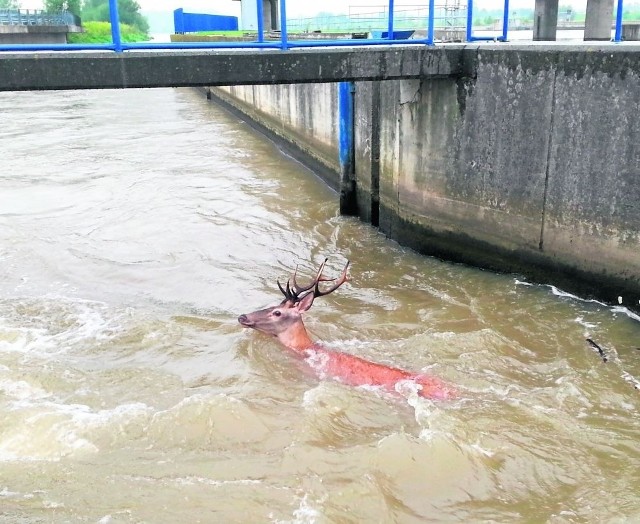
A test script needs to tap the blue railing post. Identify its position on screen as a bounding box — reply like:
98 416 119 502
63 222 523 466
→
427 0 435 43
108 0 122 52
257 0 264 42
501 0 510 40
614 0 624 42
466 0 509 42
280 0 288 50
1 0 438 51
466 0 474 41
387 0 395 40
338 81 357 215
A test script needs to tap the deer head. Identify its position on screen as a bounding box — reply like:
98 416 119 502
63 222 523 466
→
238 258 349 351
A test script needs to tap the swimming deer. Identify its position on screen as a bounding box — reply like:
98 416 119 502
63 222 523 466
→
238 259 454 400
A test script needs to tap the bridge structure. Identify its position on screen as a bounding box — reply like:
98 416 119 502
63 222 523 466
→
0 8 82 45
0 9 79 26
0 0 632 93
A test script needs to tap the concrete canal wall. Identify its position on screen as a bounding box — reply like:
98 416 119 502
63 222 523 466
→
208 44 640 310
207 83 341 191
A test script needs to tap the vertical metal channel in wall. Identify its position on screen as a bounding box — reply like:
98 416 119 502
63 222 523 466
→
370 83 381 227
339 82 357 216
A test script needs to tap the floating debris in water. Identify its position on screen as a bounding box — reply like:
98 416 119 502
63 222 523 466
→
585 338 608 363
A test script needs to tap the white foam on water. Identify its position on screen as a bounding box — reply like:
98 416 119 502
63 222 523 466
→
621 370 640 391
0 399 153 462
290 493 322 524
42 500 64 509
465 442 495 458
575 316 598 330
0 326 56 355
0 486 33 499
611 306 640 323
301 385 324 409
545 287 640 324
302 349 330 380
0 296 126 357
172 476 261 487
0 377 51 401
395 378 423 401
513 281 640 323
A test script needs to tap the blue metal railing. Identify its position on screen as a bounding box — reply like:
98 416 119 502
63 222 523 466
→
0 0 629 52
0 0 438 52
467 0 625 43
289 7 463 33
614 0 624 42
466 0 509 42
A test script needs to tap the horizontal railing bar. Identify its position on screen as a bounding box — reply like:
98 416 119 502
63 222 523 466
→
285 38 432 47
0 37 434 53
121 41 287 50
0 43 117 51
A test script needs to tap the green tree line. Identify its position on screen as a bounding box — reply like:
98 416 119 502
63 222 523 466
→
79 0 148 34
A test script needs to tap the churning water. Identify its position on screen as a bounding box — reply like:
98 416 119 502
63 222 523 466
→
0 87 638 523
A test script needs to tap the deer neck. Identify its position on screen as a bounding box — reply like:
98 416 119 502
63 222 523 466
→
277 321 314 352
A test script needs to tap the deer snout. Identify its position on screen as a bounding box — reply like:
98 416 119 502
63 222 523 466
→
238 314 253 327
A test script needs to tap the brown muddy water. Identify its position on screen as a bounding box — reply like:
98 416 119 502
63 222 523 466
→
0 87 638 523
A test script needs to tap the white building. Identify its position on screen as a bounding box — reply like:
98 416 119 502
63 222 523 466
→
233 0 280 31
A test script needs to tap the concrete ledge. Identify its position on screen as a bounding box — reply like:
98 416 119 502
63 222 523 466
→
0 25 81 34
2 44 640 92
0 24 81 45
0 46 460 91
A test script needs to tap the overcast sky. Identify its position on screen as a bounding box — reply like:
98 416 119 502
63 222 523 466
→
20 0 389 16
20 0 590 17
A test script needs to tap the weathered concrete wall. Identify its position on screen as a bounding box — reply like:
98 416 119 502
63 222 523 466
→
365 48 640 307
206 45 640 310
0 25 79 45
210 84 341 190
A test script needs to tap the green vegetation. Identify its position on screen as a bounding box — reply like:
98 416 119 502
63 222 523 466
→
0 0 21 9
44 0 81 16
64 0 149 42
36 0 149 37
82 0 148 34
67 20 147 43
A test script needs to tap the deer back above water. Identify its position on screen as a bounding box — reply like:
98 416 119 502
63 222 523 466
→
238 258 454 400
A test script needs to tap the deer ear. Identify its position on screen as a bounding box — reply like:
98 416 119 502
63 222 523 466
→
295 292 315 313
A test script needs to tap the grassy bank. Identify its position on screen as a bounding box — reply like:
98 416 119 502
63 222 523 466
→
68 21 148 44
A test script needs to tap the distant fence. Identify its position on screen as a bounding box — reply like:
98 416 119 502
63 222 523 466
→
288 5 466 34
0 9 79 27
173 9 238 34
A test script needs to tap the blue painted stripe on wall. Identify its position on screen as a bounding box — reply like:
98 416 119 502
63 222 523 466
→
338 81 353 169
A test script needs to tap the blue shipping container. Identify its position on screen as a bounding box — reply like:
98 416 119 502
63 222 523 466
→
174 8 239 33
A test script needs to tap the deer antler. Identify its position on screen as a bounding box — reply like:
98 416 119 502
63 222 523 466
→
312 259 349 297
278 258 349 302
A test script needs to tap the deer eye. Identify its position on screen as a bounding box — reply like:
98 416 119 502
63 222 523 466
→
273 310 282 317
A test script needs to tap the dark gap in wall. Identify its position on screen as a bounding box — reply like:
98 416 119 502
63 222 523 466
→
370 82 381 227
